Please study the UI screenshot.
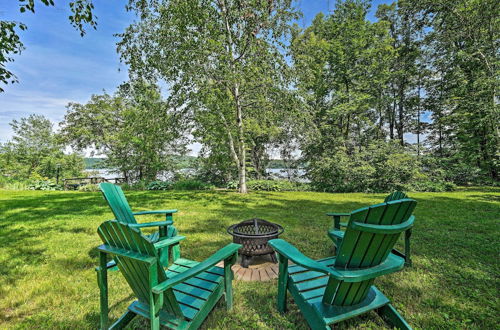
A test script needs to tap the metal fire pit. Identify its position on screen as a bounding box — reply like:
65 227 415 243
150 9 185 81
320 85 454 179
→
227 218 284 268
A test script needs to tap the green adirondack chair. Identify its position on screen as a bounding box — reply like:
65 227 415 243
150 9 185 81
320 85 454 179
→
270 199 417 329
327 191 413 266
96 220 241 329
99 182 181 266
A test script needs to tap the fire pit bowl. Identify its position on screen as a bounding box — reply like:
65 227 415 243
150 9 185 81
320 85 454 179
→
227 218 284 268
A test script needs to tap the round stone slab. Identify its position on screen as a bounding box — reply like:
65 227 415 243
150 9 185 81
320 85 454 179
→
216 255 279 281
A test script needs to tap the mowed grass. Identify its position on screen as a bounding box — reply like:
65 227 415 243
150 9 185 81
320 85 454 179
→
0 188 498 329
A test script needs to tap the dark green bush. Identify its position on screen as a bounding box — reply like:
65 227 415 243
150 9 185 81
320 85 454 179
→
227 179 310 192
172 179 214 190
131 179 214 191
121 180 149 191
28 180 62 191
307 142 455 193
147 180 174 190
78 184 100 192
409 179 456 192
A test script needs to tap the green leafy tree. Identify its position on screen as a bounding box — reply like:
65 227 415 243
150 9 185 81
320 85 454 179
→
0 114 84 180
403 0 499 180
376 2 423 146
61 81 188 182
292 0 394 175
118 0 299 193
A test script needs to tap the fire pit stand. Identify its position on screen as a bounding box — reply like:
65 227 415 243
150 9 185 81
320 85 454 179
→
227 218 284 268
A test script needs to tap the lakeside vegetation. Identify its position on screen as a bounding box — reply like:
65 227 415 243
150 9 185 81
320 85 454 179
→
83 157 297 170
1 0 498 193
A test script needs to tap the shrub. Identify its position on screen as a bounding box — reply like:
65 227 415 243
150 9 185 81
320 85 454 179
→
0 177 29 190
28 180 62 191
408 179 456 192
78 184 100 192
172 179 214 190
146 179 214 191
147 180 174 190
227 179 310 192
306 142 455 193
121 180 149 191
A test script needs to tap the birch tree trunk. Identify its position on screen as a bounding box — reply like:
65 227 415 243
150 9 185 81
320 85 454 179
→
234 83 247 193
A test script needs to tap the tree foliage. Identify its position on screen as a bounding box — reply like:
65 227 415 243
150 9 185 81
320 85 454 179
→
403 0 499 180
60 81 188 182
118 0 300 192
290 0 498 191
0 114 84 181
2 0 498 192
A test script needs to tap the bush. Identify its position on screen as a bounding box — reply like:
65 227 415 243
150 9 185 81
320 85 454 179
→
147 181 174 190
172 179 214 190
146 179 214 191
28 180 62 191
408 179 456 192
0 177 29 190
121 180 149 191
227 179 310 192
78 184 100 192
307 142 454 193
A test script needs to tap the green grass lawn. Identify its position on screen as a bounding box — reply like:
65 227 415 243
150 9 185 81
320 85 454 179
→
0 188 498 329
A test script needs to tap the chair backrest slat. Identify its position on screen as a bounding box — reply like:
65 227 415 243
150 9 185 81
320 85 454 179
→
98 221 183 318
384 191 408 202
323 199 416 306
99 183 137 224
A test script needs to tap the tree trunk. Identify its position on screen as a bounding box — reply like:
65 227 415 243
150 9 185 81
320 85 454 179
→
397 82 405 146
234 83 247 193
220 0 246 193
377 89 383 139
417 79 421 157
389 89 396 139
344 80 350 148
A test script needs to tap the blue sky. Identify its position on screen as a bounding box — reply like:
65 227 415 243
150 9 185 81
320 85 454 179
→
0 0 392 148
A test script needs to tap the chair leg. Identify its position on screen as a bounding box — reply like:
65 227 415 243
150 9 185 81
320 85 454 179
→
172 245 181 262
167 225 181 263
149 263 161 330
276 254 289 313
376 304 412 330
158 247 169 267
97 252 108 330
224 255 237 310
404 228 412 266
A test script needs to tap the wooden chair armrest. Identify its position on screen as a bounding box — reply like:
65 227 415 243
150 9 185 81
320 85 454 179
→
153 236 185 249
327 230 344 239
132 209 178 216
128 220 173 228
97 244 156 264
152 243 241 293
270 239 405 283
326 213 350 229
269 239 343 278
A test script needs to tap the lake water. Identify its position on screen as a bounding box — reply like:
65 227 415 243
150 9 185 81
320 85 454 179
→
84 168 309 182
